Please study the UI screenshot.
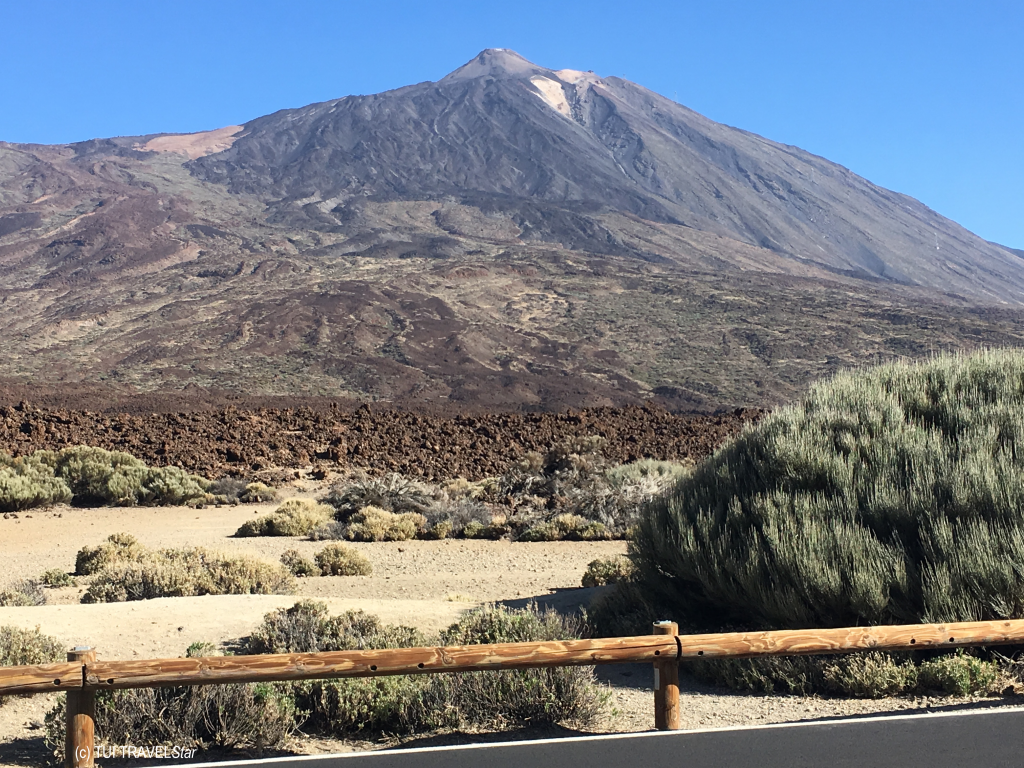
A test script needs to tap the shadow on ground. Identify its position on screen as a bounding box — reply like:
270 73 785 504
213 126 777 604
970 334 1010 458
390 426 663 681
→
496 586 605 615
0 735 49 767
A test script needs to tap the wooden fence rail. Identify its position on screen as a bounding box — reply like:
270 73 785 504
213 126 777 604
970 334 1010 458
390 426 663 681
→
3 617 1024 767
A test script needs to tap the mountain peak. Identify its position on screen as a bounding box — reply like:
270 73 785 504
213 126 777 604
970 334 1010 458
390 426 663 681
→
440 49 546 82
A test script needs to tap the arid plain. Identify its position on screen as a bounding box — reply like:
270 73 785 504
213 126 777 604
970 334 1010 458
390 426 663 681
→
2 475 1021 766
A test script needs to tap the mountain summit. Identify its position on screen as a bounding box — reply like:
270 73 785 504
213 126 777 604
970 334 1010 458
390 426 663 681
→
189 50 1024 301
440 48 546 81
1 51 1023 409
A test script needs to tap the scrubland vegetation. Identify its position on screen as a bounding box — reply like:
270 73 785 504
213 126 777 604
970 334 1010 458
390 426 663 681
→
598 350 1024 696
0 626 64 708
0 579 45 607
236 498 334 537
0 446 209 510
302 444 689 543
42 602 607 757
14 349 1024 761
74 534 294 602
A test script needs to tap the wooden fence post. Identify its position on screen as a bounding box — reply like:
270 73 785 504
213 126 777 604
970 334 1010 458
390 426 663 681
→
653 621 680 731
65 647 95 768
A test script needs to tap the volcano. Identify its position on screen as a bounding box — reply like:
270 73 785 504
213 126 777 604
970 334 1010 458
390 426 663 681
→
0 50 1022 410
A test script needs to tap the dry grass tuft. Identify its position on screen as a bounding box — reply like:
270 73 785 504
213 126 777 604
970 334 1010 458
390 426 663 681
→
78 540 294 602
314 544 372 576
343 506 426 542
581 556 634 587
0 580 46 607
236 499 333 537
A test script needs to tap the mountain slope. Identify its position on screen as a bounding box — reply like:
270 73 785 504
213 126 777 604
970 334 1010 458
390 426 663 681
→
191 49 1024 302
0 50 1022 411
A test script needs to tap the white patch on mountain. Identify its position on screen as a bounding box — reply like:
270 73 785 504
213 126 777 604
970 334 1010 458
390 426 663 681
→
529 76 572 118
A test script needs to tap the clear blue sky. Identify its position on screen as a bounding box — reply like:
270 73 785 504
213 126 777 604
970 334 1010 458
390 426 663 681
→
2 0 1021 248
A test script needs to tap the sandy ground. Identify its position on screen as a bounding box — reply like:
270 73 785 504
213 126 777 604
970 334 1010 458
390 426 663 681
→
135 126 243 159
2 492 1023 765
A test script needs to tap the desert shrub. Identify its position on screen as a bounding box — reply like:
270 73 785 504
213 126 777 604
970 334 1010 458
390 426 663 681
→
308 520 346 541
236 499 334 537
321 473 433 522
242 602 606 737
0 454 72 511
440 477 499 502
207 477 248 502
632 349 1024 631
45 640 296 758
298 676 424 736
39 569 75 588
81 545 294 603
691 649 1003 699
441 601 580 645
581 556 634 588
820 653 922 697
75 532 147 575
280 549 319 577
1 625 64 708
240 601 425 736
582 459 691 534
239 482 277 503
140 466 212 506
424 497 493 538
586 576 661 638
421 520 453 539
343 506 426 542
0 580 45 607
496 438 678 537
410 603 608 730
518 514 609 542
691 652 912 697
186 641 219 657
0 625 64 667
604 459 691 490
499 437 607 516
50 446 209 506
236 519 271 538
918 651 1001 696
315 544 373 576
462 519 510 540
243 601 423 655
0 448 210 510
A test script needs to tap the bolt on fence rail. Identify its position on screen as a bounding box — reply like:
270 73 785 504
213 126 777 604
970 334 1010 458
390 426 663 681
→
3 618 1024 767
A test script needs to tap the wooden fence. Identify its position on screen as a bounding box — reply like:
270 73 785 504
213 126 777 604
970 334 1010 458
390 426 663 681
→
4 618 1024 767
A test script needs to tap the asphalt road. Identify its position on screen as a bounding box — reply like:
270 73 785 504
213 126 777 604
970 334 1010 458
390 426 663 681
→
181 707 1024 768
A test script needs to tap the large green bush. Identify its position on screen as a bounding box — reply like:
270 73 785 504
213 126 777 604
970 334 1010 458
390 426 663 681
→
0 447 208 510
0 454 72 511
632 349 1024 631
51 447 209 506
